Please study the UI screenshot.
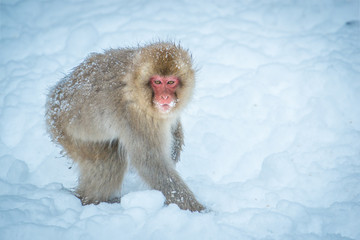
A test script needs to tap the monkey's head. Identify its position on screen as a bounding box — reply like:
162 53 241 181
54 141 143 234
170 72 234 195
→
131 42 196 118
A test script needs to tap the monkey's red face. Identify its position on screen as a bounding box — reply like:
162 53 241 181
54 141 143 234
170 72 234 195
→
150 75 179 113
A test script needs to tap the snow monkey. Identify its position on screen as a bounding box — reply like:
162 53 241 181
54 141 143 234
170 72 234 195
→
46 42 205 212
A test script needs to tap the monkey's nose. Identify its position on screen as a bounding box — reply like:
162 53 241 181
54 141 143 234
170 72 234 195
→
161 95 169 100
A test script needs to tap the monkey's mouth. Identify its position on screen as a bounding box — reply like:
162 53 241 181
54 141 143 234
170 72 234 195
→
160 104 171 112
154 101 177 113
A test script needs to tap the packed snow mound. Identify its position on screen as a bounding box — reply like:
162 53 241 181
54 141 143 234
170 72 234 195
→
1 0 359 239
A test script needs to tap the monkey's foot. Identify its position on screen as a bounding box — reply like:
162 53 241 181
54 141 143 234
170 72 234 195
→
75 192 120 205
107 197 121 204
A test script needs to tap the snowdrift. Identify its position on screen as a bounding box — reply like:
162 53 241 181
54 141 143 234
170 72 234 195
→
1 0 359 239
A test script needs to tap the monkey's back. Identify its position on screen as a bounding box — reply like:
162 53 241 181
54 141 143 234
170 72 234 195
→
46 48 136 144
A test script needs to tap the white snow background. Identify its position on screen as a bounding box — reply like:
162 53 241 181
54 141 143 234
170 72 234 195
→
1 0 360 239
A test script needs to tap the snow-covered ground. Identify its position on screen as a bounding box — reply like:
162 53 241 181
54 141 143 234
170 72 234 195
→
1 0 360 239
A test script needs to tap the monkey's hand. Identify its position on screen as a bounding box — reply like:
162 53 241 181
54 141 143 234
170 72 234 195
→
130 135 204 212
157 170 205 212
133 155 205 212
165 188 205 212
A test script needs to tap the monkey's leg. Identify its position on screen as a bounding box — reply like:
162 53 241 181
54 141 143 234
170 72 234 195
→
68 140 128 205
131 148 204 212
171 121 184 163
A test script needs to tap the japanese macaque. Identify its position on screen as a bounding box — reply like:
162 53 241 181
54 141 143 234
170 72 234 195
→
45 42 205 212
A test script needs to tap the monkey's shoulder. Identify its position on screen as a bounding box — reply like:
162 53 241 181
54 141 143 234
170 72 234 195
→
60 49 136 91
79 49 135 77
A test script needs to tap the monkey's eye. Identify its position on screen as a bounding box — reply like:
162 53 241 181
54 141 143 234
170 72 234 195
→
167 81 175 85
154 80 162 85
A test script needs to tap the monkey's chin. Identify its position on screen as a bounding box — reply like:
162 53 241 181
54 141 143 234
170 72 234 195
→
154 101 176 114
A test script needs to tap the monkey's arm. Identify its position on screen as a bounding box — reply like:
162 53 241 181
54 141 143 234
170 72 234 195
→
128 137 204 212
171 120 184 163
